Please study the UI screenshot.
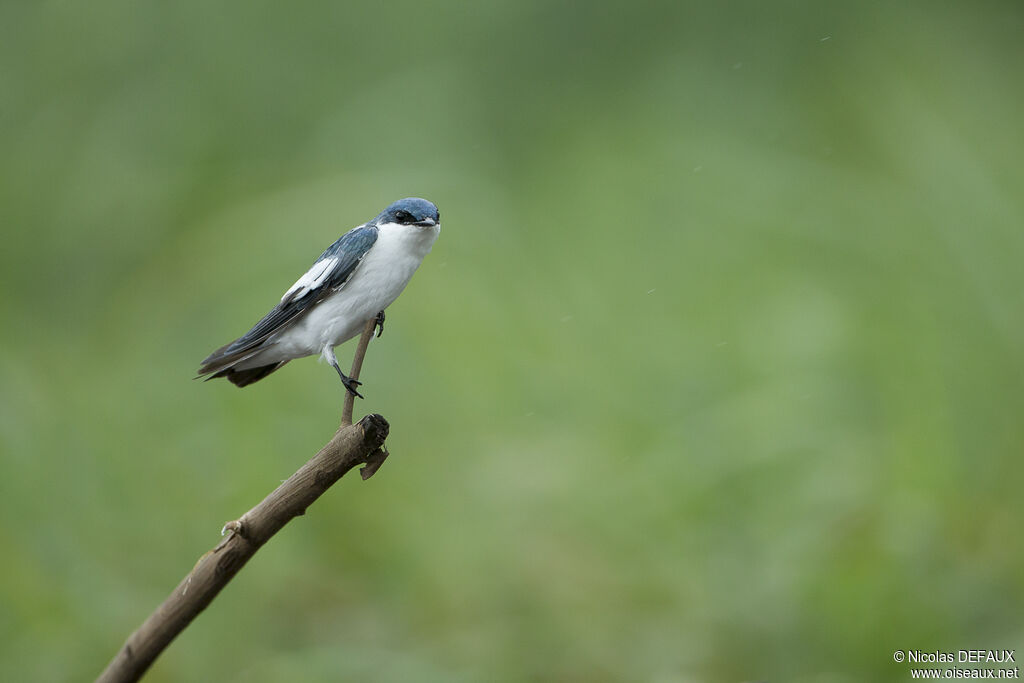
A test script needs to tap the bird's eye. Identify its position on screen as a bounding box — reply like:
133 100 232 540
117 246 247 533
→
395 210 412 223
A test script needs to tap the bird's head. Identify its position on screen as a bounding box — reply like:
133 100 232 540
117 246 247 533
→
376 198 440 228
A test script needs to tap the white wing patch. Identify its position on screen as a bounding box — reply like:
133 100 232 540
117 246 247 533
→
281 257 338 302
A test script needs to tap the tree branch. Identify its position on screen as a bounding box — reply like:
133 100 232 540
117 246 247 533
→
342 317 378 427
97 322 389 683
96 414 389 683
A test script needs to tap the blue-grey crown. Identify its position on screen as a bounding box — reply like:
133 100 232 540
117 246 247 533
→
376 197 440 227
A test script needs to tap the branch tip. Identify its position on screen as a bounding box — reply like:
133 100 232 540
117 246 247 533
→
357 413 390 443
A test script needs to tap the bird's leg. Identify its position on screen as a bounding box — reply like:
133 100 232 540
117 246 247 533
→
324 346 364 399
374 310 386 338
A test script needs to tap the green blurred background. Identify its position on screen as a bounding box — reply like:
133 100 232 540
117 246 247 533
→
2 1 1022 681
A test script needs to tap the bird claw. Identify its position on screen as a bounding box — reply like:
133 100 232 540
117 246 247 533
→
342 376 364 399
374 310 385 338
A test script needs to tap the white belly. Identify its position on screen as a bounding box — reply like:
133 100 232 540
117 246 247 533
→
238 221 439 368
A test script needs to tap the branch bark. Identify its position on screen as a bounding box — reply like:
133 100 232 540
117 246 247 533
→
97 323 388 683
342 317 378 427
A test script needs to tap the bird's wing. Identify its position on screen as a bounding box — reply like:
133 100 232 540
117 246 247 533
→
198 224 379 374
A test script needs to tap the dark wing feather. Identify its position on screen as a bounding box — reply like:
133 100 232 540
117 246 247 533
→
197 225 378 376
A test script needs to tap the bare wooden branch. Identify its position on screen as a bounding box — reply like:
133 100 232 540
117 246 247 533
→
342 317 378 427
97 313 390 682
95 413 390 683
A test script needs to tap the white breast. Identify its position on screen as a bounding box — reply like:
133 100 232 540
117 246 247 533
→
265 220 440 360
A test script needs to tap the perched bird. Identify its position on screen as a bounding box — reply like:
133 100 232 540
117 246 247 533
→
197 197 441 397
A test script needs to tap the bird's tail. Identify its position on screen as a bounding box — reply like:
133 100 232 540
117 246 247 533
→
204 361 287 387
196 340 288 387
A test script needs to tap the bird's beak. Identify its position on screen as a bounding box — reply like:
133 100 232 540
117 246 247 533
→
414 218 437 227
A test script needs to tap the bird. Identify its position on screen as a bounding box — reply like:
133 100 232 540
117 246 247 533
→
197 197 441 397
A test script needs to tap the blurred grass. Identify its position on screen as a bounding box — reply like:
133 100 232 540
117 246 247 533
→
2 1 1023 681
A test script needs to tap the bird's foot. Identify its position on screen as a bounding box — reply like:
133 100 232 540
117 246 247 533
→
374 310 386 338
341 374 364 399
330 359 365 399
